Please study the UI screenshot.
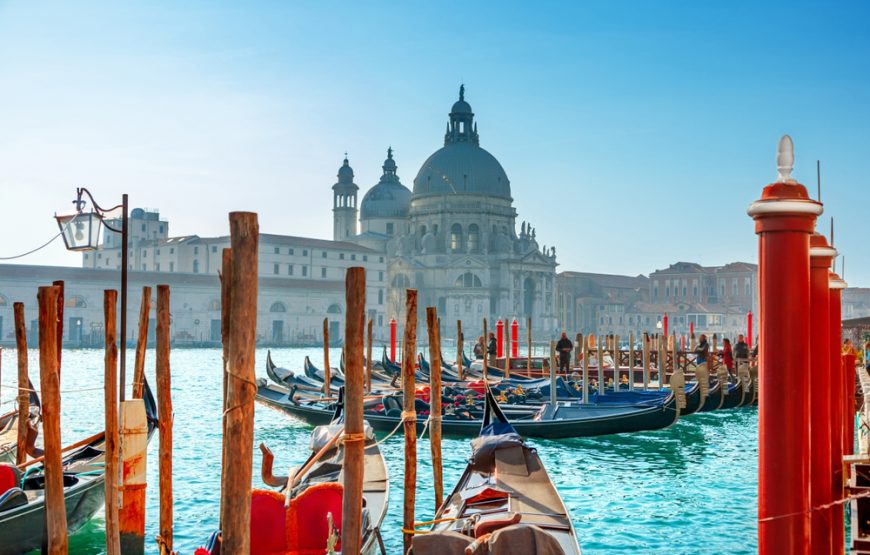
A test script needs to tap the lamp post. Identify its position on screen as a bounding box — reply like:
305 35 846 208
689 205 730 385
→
55 188 129 401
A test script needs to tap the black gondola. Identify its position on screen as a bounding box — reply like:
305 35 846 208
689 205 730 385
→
698 380 724 412
0 378 158 555
410 387 581 554
256 379 679 439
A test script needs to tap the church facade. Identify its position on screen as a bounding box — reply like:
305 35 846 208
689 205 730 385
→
336 87 560 335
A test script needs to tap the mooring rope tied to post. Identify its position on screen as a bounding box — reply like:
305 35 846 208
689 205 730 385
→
0 383 107 394
758 488 870 523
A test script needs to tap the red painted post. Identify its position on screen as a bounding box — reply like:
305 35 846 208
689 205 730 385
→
747 135 821 554
844 348 857 458
747 311 754 351
663 314 669 338
510 318 519 358
829 272 846 554
496 319 504 358
809 233 836 554
689 321 694 338
680 335 685 352
389 317 397 363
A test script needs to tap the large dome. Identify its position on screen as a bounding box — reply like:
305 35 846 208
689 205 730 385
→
360 148 412 220
413 143 511 198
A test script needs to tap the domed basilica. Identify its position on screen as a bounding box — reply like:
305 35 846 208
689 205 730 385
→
332 87 558 333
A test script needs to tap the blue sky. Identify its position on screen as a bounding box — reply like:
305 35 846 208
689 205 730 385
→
1 1 867 285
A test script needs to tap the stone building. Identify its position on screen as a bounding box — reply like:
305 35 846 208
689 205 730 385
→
341 86 559 335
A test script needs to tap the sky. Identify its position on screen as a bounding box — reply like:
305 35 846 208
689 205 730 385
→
1 1 868 285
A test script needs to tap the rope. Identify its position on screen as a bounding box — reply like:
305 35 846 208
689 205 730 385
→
758 489 870 523
0 383 105 394
372 409 419 447
0 231 62 261
340 432 366 444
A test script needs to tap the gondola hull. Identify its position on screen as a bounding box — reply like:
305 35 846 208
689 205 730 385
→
681 381 703 415
257 382 679 439
720 381 747 409
699 381 724 412
0 474 105 555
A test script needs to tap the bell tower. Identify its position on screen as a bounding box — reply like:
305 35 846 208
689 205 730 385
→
332 155 359 240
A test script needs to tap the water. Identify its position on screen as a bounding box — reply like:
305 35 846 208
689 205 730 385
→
1 347 759 554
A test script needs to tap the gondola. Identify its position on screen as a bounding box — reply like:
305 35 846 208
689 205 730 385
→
0 378 159 555
680 381 703 415
199 388 388 555
265 351 337 393
417 354 462 382
256 379 679 439
304 356 345 384
720 380 748 410
410 387 581 554
698 380 724 412
0 383 42 465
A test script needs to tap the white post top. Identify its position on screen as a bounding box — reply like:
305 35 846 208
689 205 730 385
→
777 135 796 183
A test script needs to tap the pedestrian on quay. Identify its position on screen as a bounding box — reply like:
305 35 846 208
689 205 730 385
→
722 338 734 375
487 332 497 357
556 332 573 372
694 334 710 365
733 334 749 362
473 336 485 359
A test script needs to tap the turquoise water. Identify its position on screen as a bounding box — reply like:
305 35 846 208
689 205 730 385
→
1 347 759 554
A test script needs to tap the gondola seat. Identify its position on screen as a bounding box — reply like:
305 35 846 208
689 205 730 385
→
0 464 26 512
250 489 289 555
479 523 565 555
286 481 344 554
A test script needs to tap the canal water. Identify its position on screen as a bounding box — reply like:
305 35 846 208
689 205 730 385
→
2 347 759 554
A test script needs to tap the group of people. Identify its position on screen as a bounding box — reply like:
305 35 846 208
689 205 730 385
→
472 333 498 359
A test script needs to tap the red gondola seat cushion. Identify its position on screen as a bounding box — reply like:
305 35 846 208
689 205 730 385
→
286 481 344 554
250 489 289 555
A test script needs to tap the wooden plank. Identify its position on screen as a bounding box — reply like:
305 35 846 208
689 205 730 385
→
38 285 68 555
402 289 418 554
341 267 366 555
221 212 259 555
131 286 151 399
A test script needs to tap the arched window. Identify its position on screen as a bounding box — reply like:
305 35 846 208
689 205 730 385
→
327 304 342 314
392 274 410 289
270 302 287 313
65 295 86 308
450 224 463 252
208 299 221 311
193 260 200 273
454 272 482 288
467 224 480 253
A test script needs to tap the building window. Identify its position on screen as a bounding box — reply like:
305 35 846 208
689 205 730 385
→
321 267 327 278
363 255 367 261
454 272 482 288
303 250 308 256
274 264 279 275
467 224 480 252
378 315 383 326
84 253 89 260
339 253 345 260
141 223 146 232
159 225 164 233
270 302 287 313
274 247 280 254
378 289 384 305
732 280 738 296
193 260 199 273
350 254 356 261
302 266 308 277
379 271 384 282
156 263 160 272
450 223 463 251
682 287 687 297
170 248 175 254
142 264 147 271
212 246 217 253
379 257 384 263
665 286 670 297
288 248 294 255
322 251 327 258
156 249 160 255
169 262 174 272
143 249 147 257
288 265 293 275
386 223 394 235
194 246 199 255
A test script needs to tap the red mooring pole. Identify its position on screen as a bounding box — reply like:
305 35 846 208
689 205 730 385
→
496 319 504 358
844 348 857 458
748 135 821 554
809 233 836 554
510 318 519 358
663 313 669 338
748 311 754 351
389 317 397 363
829 272 846 554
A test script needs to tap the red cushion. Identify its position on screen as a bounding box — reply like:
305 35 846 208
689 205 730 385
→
0 465 18 496
287 482 344 554
250 489 289 555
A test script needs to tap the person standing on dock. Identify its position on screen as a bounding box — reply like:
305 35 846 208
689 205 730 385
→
473 336 485 359
694 334 710 364
487 332 497 357
556 332 573 372
733 334 749 362
722 338 734 376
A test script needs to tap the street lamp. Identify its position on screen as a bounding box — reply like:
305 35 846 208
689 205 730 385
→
55 188 129 401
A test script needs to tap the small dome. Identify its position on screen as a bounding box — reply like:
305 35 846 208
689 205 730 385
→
451 99 472 115
360 148 412 220
337 157 354 183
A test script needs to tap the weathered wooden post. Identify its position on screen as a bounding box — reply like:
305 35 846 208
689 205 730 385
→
220 212 259 554
504 324 511 378
642 333 650 390
366 318 373 394
52 280 64 380
218 247 232 531
14 302 28 465
103 289 121 555
748 136 820 553
575 333 583 367
596 335 604 395
323 317 331 395
549 341 558 407
581 335 589 404
342 268 366 555
527 317 532 376
155 285 173 554
613 335 621 392
402 289 418 554
482 318 489 379
456 320 464 381
131 286 151 399
658 335 666 388
38 285 68 555
426 307 444 512
628 333 636 391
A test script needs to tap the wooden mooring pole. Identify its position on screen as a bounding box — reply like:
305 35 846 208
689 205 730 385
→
456 320 463 381
218 247 232 531
53 280 64 381
38 285 68 555
14 302 28 465
366 318 373 394
103 290 121 555
131 286 151 399
342 268 366 555
402 289 418 554
220 212 259 554
426 307 444 511
156 285 173 554
482 317 488 378
323 317 331 395
527 317 532 375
